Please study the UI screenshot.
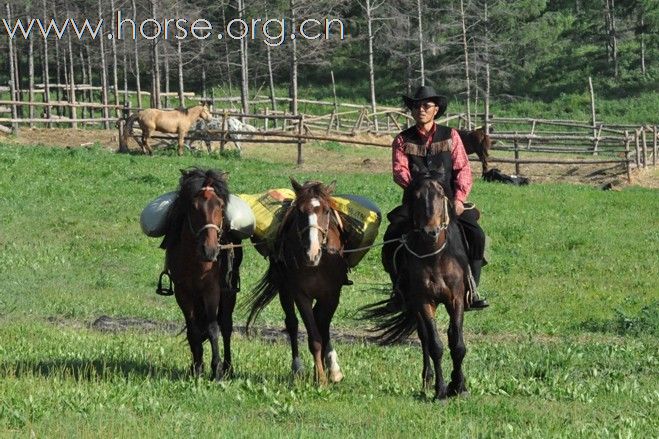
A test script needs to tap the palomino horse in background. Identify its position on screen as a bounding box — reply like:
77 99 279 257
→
362 171 470 400
458 128 494 175
162 168 237 380
246 178 347 385
124 102 212 155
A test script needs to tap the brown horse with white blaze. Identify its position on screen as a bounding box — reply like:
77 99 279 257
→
246 178 348 385
162 168 237 380
124 103 212 155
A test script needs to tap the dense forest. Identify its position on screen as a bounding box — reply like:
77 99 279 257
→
1 0 657 121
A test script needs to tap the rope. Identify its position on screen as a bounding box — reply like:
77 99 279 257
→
341 237 403 253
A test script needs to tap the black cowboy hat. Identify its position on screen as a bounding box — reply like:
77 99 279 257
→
402 85 447 119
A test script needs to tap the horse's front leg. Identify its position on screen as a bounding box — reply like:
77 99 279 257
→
185 322 204 378
315 296 343 383
279 290 303 377
219 285 237 377
418 303 447 400
295 295 327 385
203 288 222 381
416 313 434 393
445 301 468 397
141 131 153 155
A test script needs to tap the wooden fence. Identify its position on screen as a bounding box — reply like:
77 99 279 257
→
2 95 656 181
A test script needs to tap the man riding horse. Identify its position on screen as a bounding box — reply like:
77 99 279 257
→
383 85 489 311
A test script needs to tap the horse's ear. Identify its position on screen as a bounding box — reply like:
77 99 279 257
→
326 180 337 193
290 176 303 194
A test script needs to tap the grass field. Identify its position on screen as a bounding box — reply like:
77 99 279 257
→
0 143 657 437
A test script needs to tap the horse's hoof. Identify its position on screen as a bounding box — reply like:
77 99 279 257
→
447 381 468 397
292 358 304 376
329 369 344 384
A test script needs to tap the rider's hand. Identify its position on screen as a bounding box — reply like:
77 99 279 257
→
454 200 465 216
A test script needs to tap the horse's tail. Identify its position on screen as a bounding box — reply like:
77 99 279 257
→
358 295 417 345
244 261 282 335
123 113 139 145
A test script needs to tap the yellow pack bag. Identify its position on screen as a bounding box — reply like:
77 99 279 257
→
333 194 382 267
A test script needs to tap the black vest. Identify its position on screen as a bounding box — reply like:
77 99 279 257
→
401 124 455 198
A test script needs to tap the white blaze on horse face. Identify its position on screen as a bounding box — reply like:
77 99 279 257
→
307 198 322 263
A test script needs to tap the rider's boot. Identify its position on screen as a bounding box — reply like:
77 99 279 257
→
466 259 489 311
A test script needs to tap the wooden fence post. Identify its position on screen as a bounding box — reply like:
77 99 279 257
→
8 81 19 135
653 125 657 167
624 130 631 182
297 114 304 165
641 127 648 168
634 129 641 168
514 137 520 176
117 102 130 153
589 76 597 155
220 110 228 154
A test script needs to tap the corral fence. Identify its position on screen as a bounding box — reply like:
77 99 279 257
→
1 91 656 181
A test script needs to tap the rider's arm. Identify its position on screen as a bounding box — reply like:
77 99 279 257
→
392 134 411 188
451 129 472 203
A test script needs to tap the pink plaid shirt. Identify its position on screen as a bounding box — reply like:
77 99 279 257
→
392 124 472 203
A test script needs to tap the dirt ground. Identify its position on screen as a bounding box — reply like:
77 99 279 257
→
2 128 657 189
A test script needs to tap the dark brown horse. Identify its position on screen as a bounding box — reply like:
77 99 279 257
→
458 128 493 175
362 171 470 400
162 168 237 380
246 178 347 385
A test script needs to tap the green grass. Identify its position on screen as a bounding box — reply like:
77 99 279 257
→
0 143 658 437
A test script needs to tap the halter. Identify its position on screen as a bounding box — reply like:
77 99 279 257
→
187 186 223 238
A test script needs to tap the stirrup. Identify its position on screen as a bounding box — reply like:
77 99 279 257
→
156 270 174 296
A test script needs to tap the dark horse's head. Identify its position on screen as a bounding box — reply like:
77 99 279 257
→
289 177 337 267
405 170 451 242
175 167 229 262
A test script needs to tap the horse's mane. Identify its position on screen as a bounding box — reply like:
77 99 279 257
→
160 167 229 249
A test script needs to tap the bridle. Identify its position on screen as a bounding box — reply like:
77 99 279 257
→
187 186 224 239
295 209 332 247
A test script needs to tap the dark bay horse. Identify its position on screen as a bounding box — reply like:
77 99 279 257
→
246 178 347 385
458 128 493 175
163 168 237 380
362 172 470 400
124 103 212 155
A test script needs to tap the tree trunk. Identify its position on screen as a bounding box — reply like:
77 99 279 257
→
484 1 491 133
110 0 120 111
460 0 471 128
41 0 51 125
132 0 142 108
266 43 277 127
417 0 425 86
221 3 233 94
6 4 18 132
365 0 378 131
289 0 298 115
98 0 110 127
85 44 94 119
29 25 35 128
123 40 129 103
163 44 170 108
238 0 250 115
177 39 185 106
639 14 646 75
66 7 78 129
151 0 161 108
